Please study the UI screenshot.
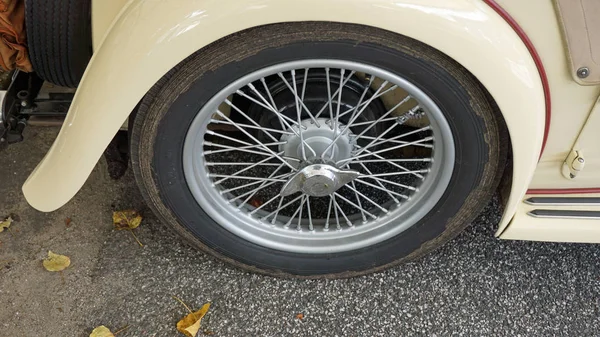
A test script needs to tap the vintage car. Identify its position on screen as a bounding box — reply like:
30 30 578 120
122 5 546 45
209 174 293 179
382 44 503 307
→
0 0 598 277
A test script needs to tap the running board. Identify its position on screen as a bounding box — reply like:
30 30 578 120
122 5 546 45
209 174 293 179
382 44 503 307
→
528 209 600 219
524 197 600 206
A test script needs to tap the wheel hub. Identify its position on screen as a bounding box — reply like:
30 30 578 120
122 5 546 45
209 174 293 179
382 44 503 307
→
279 118 359 196
279 118 355 166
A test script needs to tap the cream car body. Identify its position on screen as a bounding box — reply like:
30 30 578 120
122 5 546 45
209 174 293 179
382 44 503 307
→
21 0 600 243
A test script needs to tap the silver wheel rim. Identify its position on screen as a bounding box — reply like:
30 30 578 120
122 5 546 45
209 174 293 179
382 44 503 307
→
183 60 455 254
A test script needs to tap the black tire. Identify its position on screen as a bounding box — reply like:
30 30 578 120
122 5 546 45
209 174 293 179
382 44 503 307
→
25 0 92 88
131 22 505 278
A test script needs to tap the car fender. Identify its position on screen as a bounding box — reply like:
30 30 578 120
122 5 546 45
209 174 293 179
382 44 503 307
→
22 0 546 233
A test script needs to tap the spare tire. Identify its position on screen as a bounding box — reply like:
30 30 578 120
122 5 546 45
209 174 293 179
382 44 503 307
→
25 0 92 88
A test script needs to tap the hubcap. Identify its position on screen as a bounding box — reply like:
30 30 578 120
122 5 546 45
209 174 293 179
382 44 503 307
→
183 60 455 253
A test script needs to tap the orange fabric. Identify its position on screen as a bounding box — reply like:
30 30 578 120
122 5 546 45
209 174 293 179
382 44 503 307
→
0 0 31 72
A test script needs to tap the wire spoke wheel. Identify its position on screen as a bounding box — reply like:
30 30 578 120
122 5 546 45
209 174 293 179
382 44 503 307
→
132 22 503 276
183 60 455 253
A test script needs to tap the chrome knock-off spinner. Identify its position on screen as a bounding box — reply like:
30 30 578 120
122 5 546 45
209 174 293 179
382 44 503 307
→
280 164 360 197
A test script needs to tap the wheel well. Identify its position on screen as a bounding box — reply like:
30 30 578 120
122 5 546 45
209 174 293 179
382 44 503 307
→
482 84 513 216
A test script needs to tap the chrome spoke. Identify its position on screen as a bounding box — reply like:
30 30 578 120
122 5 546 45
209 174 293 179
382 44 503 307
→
324 197 333 231
342 184 389 214
278 71 320 126
207 162 283 167
219 172 292 194
362 175 419 191
357 162 400 203
334 192 378 220
260 78 303 129
263 194 304 221
351 94 412 140
332 193 353 227
352 145 427 180
214 154 282 185
243 84 317 157
353 158 432 164
284 196 304 228
204 142 275 157
229 178 281 203
354 126 432 157
337 83 397 120
292 69 308 161
306 196 314 231
215 110 297 170
313 69 357 119
349 116 397 127
354 178 410 199
333 69 345 133
209 174 288 183
353 124 431 159
296 195 306 231
210 119 294 136
270 195 285 225
204 142 301 162
232 163 288 205
301 68 309 101
360 170 429 178
207 129 289 148
350 181 367 222
250 193 283 215
320 80 391 158
356 135 434 149
243 83 312 143
339 136 434 165
223 102 280 143
332 194 342 230
340 75 375 123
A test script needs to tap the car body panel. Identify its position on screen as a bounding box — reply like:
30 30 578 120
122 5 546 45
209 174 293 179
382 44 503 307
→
500 192 600 242
494 0 600 190
91 0 129 50
22 0 545 243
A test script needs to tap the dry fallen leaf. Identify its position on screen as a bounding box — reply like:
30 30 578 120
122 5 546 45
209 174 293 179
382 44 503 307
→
176 302 211 337
296 313 304 320
42 251 71 272
113 210 144 246
65 217 72 227
89 326 114 337
112 210 142 230
0 216 13 232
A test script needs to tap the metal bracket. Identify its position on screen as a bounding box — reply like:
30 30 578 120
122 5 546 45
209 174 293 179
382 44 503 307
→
0 71 74 152
561 150 585 179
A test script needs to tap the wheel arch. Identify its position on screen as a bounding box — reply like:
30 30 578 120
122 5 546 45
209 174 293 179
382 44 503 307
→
22 0 545 235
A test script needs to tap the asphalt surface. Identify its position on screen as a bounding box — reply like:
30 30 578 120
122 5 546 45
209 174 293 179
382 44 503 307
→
1 127 599 337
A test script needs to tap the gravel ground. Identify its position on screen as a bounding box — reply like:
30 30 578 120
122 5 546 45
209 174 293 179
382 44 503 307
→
1 127 600 337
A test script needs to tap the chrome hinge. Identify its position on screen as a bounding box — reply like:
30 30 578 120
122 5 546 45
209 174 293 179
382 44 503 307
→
561 150 585 179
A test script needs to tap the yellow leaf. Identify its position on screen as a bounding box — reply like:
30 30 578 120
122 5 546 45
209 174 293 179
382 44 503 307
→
42 251 71 272
89 326 114 337
112 210 142 230
176 303 211 337
0 216 12 232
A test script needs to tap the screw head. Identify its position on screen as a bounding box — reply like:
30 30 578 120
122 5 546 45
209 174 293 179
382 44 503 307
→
578 157 585 163
577 67 590 78
20 101 27 107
